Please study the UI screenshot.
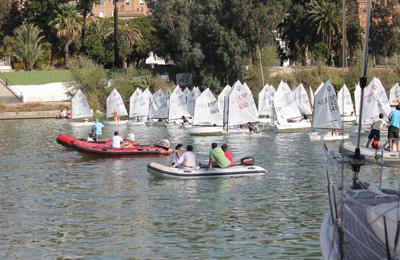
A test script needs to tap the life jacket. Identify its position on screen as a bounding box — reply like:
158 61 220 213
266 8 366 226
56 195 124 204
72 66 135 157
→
371 140 380 149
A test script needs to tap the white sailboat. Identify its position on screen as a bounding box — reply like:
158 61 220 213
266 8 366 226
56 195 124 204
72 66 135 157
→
225 81 259 134
218 84 231 114
337 84 356 122
294 83 312 118
187 88 224 136
105 88 128 125
70 89 93 126
389 83 400 106
147 89 168 125
308 80 349 141
168 85 191 124
258 84 275 124
273 81 311 131
191 87 201 100
183 87 196 116
129 88 152 125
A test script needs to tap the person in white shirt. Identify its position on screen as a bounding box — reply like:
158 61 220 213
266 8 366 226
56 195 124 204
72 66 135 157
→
112 131 124 148
174 145 196 168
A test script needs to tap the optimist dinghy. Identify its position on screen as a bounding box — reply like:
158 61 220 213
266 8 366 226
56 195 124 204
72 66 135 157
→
147 163 266 179
308 80 349 141
69 89 94 126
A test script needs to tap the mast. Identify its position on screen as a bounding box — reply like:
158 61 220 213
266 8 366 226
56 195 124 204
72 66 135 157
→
351 0 372 187
342 0 347 68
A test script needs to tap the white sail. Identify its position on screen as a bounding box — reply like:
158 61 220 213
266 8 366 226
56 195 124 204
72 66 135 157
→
218 84 232 114
312 80 341 129
168 86 190 120
71 89 93 119
258 84 275 117
314 82 324 96
337 84 355 116
139 88 152 117
193 88 222 125
274 81 302 124
148 89 168 119
390 83 400 106
227 81 258 125
165 88 171 111
184 87 196 116
294 83 312 116
129 88 143 118
309 86 315 108
191 87 201 100
367 77 391 117
258 84 268 116
106 88 128 118
355 82 380 124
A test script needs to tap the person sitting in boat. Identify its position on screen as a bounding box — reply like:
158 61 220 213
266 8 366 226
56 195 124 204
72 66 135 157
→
221 144 234 166
87 133 94 142
208 143 231 168
174 145 196 168
112 131 124 149
366 113 386 148
181 115 189 125
171 143 183 166
92 119 105 141
388 105 400 151
247 122 257 133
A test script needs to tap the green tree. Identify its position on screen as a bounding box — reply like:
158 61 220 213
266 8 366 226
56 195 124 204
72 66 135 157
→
370 0 400 65
51 3 81 65
106 21 142 68
84 18 113 65
12 23 44 71
23 0 69 66
77 0 99 52
306 0 341 49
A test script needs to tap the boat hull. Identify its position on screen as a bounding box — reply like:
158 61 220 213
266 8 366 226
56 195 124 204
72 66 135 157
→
308 132 350 141
339 141 400 163
103 120 128 125
188 126 224 136
147 162 266 179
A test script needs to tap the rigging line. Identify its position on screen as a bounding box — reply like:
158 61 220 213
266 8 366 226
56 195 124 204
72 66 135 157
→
343 203 387 245
342 228 386 259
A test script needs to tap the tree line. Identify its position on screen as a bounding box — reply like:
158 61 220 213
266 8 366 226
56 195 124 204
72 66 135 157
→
0 0 400 90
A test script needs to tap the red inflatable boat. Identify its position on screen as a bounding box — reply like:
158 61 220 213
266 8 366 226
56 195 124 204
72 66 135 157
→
57 135 173 158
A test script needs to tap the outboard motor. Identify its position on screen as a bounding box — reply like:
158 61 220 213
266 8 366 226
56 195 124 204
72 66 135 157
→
240 156 255 166
155 139 171 150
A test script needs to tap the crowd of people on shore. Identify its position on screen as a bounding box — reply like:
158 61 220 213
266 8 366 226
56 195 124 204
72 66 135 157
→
171 142 235 169
366 105 400 151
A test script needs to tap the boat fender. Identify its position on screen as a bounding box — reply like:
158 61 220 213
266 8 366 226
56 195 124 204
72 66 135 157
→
241 157 255 166
155 139 171 150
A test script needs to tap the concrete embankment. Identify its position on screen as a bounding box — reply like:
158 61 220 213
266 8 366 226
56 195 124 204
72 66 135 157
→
0 110 59 120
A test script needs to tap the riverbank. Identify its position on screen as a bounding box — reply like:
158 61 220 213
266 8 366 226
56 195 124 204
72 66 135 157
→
0 102 70 120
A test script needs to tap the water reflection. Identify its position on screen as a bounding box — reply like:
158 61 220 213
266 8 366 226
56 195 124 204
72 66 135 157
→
0 119 399 258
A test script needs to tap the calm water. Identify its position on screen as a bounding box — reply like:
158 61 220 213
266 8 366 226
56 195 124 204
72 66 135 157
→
0 119 398 259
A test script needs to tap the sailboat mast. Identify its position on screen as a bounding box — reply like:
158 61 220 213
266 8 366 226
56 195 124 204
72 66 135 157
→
342 0 347 68
356 0 372 152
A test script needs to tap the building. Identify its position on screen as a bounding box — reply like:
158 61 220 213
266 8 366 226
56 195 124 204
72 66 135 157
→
92 0 149 19
358 0 400 28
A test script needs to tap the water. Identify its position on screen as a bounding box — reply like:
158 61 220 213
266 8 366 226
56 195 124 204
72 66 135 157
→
0 119 398 259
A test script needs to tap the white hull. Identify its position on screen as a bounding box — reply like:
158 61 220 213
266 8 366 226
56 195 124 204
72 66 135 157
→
69 121 93 127
341 115 356 122
103 120 128 125
188 126 224 136
147 162 266 179
275 120 311 132
308 132 350 141
339 141 400 163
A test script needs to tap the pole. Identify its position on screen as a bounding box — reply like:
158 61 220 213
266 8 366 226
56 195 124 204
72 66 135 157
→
257 45 265 87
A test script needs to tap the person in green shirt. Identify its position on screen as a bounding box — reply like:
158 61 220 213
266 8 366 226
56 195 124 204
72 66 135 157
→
208 143 231 168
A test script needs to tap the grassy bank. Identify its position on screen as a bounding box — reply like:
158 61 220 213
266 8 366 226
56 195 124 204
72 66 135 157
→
0 70 72 85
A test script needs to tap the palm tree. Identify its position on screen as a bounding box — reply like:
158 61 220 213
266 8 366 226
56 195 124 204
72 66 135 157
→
306 0 341 49
51 4 81 65
13 23 44 71
77 0 99 51
113 0 120 68
107 21 142 68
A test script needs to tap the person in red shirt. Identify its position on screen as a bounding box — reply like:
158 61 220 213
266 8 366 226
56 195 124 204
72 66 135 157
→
221 144 234 166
